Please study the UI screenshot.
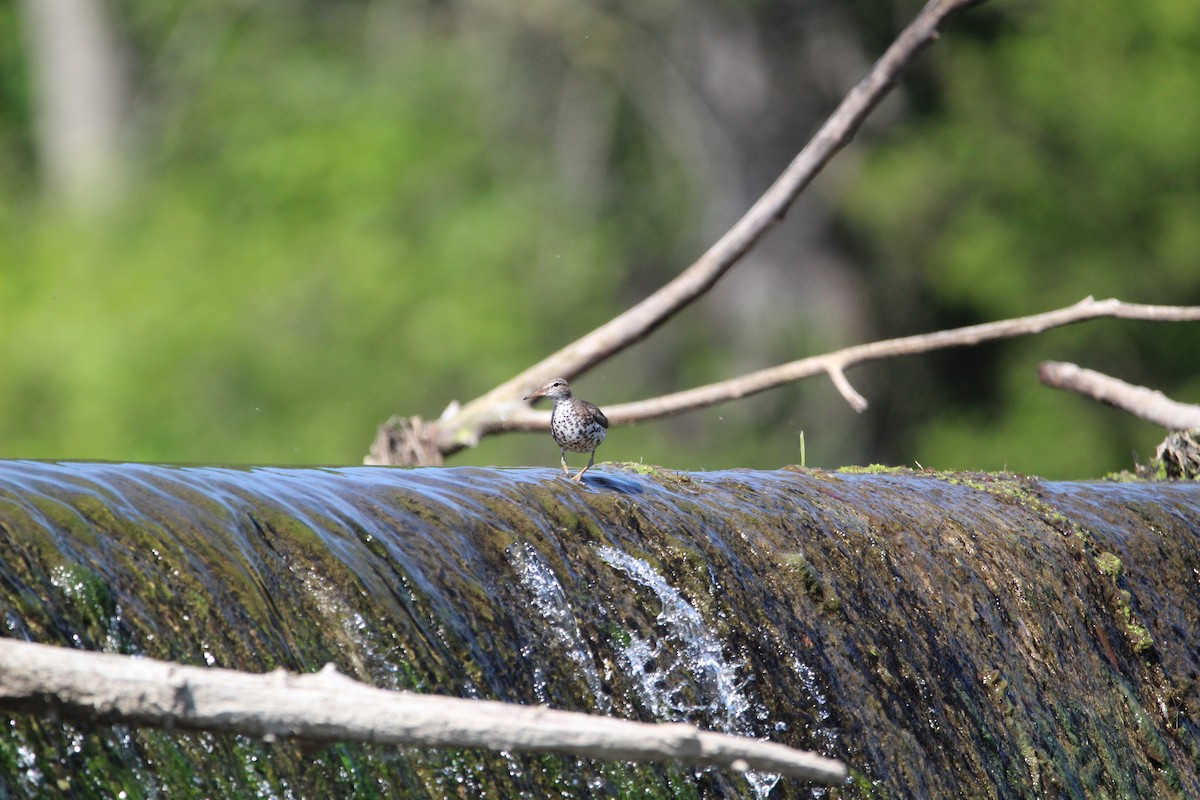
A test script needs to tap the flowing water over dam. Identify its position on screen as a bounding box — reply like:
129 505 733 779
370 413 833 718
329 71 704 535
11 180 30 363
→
1 460 1198 798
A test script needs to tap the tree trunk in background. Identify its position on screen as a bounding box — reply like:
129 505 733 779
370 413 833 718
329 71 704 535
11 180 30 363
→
622 1 882 459
17 0 126 210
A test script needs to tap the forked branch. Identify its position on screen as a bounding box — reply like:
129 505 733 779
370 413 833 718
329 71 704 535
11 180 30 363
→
486 297 1200 430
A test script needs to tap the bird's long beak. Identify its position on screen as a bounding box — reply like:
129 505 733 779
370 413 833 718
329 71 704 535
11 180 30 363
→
523 387 546 401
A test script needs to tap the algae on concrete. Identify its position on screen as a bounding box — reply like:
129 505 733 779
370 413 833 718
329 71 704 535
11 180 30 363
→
1 460 1198 799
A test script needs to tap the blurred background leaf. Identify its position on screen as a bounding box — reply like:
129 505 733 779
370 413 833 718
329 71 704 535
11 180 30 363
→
0 0 1196 476
841 0 1200 474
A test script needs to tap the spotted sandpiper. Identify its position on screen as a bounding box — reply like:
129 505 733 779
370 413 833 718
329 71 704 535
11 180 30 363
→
523 378 608 482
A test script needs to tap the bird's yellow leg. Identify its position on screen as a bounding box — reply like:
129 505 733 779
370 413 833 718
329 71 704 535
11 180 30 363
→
560 450 571 476
572 451 596 483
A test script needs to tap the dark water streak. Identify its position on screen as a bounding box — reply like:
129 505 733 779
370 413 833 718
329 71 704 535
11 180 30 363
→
1 461 1198 799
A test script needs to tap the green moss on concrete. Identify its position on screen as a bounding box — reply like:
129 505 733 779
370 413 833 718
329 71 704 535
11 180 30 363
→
2 462 1198 799
837 464 915 475
1095 552 1122 577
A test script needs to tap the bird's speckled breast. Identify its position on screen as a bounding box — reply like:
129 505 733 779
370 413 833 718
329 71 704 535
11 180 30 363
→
551 400 607 453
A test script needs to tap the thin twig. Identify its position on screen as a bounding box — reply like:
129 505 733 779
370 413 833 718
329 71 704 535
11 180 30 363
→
1038 361 1200 430
827 366 869 413
420 0 988 457
0 639 847 784
495 297 1200 429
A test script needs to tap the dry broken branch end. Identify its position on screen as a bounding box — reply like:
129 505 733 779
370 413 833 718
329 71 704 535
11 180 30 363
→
827 366 869 412
1038 360 1200 431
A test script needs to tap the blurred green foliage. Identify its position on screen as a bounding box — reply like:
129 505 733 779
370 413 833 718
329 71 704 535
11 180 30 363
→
0 4 654 465
842 0 1200 476
0 0 1196 475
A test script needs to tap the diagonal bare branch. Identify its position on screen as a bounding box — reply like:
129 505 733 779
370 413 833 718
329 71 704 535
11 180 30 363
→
412 0 988 459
